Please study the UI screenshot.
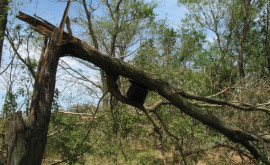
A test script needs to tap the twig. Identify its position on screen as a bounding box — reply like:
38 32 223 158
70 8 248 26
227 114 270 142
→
145 100 170 111
58 110 94 117
5 30 36 78
151 110 187 165
79 91 108 145
47 128 64 137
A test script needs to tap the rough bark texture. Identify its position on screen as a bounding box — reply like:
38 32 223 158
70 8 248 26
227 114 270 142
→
7 3 71 163
7 29 60 165
0 0 9 67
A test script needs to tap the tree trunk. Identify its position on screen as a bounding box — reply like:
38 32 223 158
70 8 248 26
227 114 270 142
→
100 69 110 107
82 0 110 107
8 11 270 165
238 42 245 86
265 1 270 74
0 0 9 67
238 0 251 86
7 30 60 165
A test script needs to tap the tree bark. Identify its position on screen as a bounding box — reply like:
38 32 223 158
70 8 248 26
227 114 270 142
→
7 30 60 165
238 0 251 87
0 0 9 68
7 2 71 163
265 1 270 74
238 42 245 86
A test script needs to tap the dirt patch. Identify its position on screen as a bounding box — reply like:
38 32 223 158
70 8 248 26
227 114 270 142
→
196 147 253 165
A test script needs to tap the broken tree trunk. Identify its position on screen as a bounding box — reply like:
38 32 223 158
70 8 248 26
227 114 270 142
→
7 29 60 165
7 1 71 164
7 10 270 165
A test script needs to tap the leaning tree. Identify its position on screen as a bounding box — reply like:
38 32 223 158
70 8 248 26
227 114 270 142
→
6 1 270 165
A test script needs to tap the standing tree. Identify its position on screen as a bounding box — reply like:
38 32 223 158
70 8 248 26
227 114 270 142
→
178 0 261 86
0 0 9 67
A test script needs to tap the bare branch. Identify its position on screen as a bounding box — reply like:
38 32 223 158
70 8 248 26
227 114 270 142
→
58 110 94 118
47 128 64 137
59 59 102 89
79 91 108 145
0 51 16 75
5 30 36 78
82 0 99 49
57 0 71 45
145 100 170 111
65 16 73 36
177 90 270 114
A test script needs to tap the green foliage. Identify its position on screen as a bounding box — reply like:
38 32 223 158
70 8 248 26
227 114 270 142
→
0 117 8 164
2 90 17 116
52 88 59 112
130 0 156 21
179 0 270 78
46 112 93 164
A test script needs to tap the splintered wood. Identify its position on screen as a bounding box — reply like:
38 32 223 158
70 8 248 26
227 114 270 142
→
16 11 82 44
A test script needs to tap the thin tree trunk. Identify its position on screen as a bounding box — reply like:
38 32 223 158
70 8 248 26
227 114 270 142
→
238 41 245 86
238 0 250 87
0 0 9 67
100 69 109 107
265 1 270 74
82 0 109 107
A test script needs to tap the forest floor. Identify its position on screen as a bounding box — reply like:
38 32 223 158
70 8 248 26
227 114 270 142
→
42 146 254 165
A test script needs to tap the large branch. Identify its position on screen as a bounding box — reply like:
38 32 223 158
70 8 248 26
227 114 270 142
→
16 11 270 164
76 42 270 162
59 41 261 139
16 11 80 43
57 42 270 163
17 11 268 114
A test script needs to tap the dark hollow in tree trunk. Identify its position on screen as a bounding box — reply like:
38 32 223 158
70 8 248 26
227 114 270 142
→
126 79 148 106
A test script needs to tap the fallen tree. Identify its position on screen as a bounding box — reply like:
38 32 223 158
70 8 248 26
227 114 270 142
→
7 3 270 165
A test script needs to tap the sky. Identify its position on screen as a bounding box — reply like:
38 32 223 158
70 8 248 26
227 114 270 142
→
19 0 188 31
0 0 189 110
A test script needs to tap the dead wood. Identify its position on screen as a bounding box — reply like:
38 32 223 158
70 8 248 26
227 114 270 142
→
8 10 270 164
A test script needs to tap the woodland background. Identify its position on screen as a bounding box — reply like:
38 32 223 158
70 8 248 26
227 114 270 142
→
0 0 270 164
